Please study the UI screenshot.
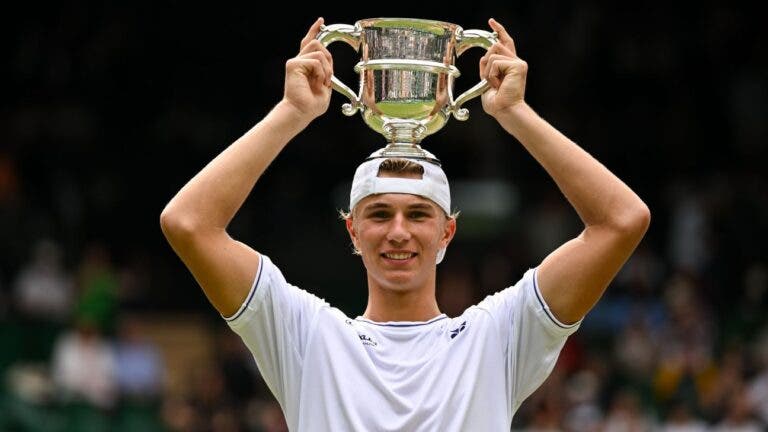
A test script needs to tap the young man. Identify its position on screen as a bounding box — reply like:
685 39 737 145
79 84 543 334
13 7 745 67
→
160 17 650 431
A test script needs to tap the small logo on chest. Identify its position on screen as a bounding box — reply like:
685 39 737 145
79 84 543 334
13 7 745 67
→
450 321 467 339
358 333 378 346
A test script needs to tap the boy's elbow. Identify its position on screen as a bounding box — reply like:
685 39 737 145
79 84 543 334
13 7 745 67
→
160 204 196 245
602 198 650 241
633 201 651 233
618 201 651 240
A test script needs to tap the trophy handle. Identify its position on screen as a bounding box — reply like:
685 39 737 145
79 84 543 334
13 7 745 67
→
316 23 364 116
447 28 499 121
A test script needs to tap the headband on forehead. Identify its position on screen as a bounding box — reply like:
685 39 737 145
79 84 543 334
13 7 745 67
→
349 157 452 264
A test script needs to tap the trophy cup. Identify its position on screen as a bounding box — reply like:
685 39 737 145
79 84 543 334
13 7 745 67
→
317 18 497 164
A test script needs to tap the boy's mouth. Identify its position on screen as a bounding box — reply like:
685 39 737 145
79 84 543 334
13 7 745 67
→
382 252 417 260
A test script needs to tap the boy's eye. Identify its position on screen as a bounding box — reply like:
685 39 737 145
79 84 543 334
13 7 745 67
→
410 212 428 218
371 211 390 218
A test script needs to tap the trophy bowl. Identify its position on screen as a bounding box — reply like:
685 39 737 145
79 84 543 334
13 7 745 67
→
317 18 497 162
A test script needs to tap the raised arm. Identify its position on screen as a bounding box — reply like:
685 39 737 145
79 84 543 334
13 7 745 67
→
160 18 333 316
480 19 650 324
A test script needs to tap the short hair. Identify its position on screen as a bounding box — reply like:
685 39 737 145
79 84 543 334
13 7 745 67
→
377 158 425 178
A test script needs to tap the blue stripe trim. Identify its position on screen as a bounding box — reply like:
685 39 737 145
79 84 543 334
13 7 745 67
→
224 256 264 322
532 267 575 329
355 314 448 327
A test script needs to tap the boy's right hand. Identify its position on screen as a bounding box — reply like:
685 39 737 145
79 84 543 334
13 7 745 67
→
283 17 334 121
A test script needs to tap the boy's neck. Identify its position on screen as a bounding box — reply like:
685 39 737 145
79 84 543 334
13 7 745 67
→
363 285 441 322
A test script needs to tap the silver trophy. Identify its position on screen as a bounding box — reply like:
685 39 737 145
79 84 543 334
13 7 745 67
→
317 18 497 163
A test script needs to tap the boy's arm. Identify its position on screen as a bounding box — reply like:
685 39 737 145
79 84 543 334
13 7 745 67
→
160 18 333 316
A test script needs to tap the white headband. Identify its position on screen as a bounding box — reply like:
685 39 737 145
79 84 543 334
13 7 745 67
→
349 158 451 264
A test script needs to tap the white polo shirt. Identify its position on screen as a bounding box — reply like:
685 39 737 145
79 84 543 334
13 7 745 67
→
225 254 579 431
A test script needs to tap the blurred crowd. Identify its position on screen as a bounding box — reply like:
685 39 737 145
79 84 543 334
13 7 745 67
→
0 237 288 431
2 2 766 431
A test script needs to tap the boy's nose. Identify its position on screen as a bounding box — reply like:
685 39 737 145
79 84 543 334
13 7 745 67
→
386 214 411 243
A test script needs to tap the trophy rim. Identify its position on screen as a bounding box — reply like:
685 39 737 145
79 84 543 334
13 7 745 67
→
357 17 459 30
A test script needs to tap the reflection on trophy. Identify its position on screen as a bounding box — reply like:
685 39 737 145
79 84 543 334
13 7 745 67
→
317 18 497 163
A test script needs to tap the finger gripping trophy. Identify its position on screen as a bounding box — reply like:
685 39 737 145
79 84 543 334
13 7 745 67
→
317 18 497 164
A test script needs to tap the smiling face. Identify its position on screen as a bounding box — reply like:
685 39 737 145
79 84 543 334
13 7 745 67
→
345 191 456 294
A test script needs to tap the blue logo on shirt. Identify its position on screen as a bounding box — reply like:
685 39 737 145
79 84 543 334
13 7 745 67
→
359 333 377 346
450 321 467 339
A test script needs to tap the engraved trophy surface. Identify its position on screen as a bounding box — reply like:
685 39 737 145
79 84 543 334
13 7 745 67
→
317 18 497 163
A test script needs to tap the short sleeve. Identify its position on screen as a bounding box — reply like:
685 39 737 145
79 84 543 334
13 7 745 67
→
475 267 580 411
223 254 327 409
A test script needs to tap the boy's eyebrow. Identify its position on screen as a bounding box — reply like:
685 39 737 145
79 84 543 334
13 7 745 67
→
407 203 435 211
362 202 390 211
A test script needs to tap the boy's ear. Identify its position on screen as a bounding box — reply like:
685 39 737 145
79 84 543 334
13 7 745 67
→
345 217 358 247
441 217 457 248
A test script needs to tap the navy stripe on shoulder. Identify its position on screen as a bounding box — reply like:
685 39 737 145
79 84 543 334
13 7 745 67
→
532 267 577 329
224 255 264 322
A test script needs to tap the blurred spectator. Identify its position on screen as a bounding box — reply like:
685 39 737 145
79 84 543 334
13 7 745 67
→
74 242 119 333
215 326 262 401
51 316 117 409
210 406 242 432
613 245 666 299
113 314 163 401
12 238 73 321
562 369 604 432
711 384 763 432
653 272 716 411
251 399 288 432
164 363 244 431
747 327 768 425
516 397 561 432
513 365 567 430
659 398 708 432
613 316 658 409
614 316 658 383
557 337 588 377
602 388 655 432
162 396 201 432
667 182 711 277
699 345 747 421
